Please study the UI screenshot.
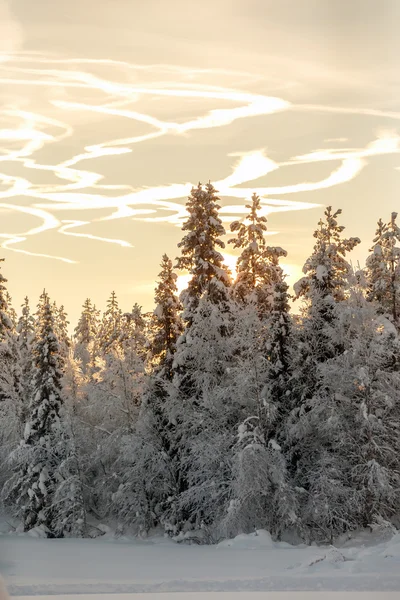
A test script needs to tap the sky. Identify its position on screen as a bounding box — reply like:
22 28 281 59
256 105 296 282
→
1 0 400 325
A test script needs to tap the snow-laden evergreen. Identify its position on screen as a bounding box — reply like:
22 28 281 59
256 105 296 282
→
74 298 100 373
176 182 231 322
229 192 287 315
2 292 64 534
150 254 183 376
366 212 400 328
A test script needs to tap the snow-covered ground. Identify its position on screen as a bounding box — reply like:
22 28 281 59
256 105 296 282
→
1 527 400 597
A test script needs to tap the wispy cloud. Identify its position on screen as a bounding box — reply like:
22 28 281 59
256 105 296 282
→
0 53 399 264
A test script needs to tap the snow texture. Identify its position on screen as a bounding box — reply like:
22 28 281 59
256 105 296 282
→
1 528 400 596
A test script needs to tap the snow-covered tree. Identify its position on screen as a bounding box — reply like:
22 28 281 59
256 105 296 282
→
176 182 231 322
150 254 183 376
292 207 360 400
229 193 287 315
366 212 400 328
97 291 122 354
0 260 22 486
16 297 35 422
0 259 21 405
2 291 64 535
54 304 70 356
74 298 100 373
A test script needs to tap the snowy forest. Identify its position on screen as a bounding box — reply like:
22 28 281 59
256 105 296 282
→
0 183 399 545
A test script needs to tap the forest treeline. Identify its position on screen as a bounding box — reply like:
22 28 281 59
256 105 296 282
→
0 183 399 544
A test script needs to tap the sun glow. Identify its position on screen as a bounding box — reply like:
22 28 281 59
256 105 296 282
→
1 54 400 266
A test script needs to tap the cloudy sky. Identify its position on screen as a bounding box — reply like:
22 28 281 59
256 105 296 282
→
1 0 399 324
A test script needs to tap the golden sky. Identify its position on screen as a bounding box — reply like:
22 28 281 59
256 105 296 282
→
1 0 399 324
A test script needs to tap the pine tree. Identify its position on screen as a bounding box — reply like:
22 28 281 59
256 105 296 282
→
74 298 100 373
366 212 400 328
176 182 231 323
54 304 70 356
229 193 287 315
17 297 35 423
119 303 147 361
292 207 360 396
0 260 22 487
150 254 183 376
98 291 122 354
153 183 234 536
3 291 65 535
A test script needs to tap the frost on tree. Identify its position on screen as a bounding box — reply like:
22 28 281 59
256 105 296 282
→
150 254 183 377
229 192 287 316
17 297 35 424
176 182 231 322
54 303 71 357
3 292 64 536
74 298 100 373
97 291 122 354
0 259 22 487
366 213 400 328
292 207 360 398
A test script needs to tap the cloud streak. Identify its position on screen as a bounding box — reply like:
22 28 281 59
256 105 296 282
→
0 53 398 263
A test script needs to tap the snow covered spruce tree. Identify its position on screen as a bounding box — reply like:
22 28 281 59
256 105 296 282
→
285 207 361 541
228 193 294 440
152 182 239 539
366 212 400 328
74 298 100 373
229 192 287 315
2 291 84 536
292 292 400 542
0 259 22 486
291 206 360 402
16 297 35 423
97 291 122 354
222 196 297 540
54 304 70 357
149 254 183 375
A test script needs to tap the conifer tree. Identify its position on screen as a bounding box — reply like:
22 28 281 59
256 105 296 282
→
229 193 287 314
0 259 22 485
366 212 400 328
74 298 100 372
0 258 20 405
150 254 183 376
55 304 71 356
17 297 35 422
98 291 122 353
3 291 65 534
120 303 147 361
159 184 235 536
176 182 231 322
292 207 360 395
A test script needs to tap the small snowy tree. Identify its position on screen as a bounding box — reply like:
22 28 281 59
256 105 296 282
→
97 291 122 354
176 182 231 322
54 304 71 356
366 212 400 328
150 254 183 377
0 260 22 486
74 298 100 373
229 192 287 315
16 297 35 423
292 207 360 401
